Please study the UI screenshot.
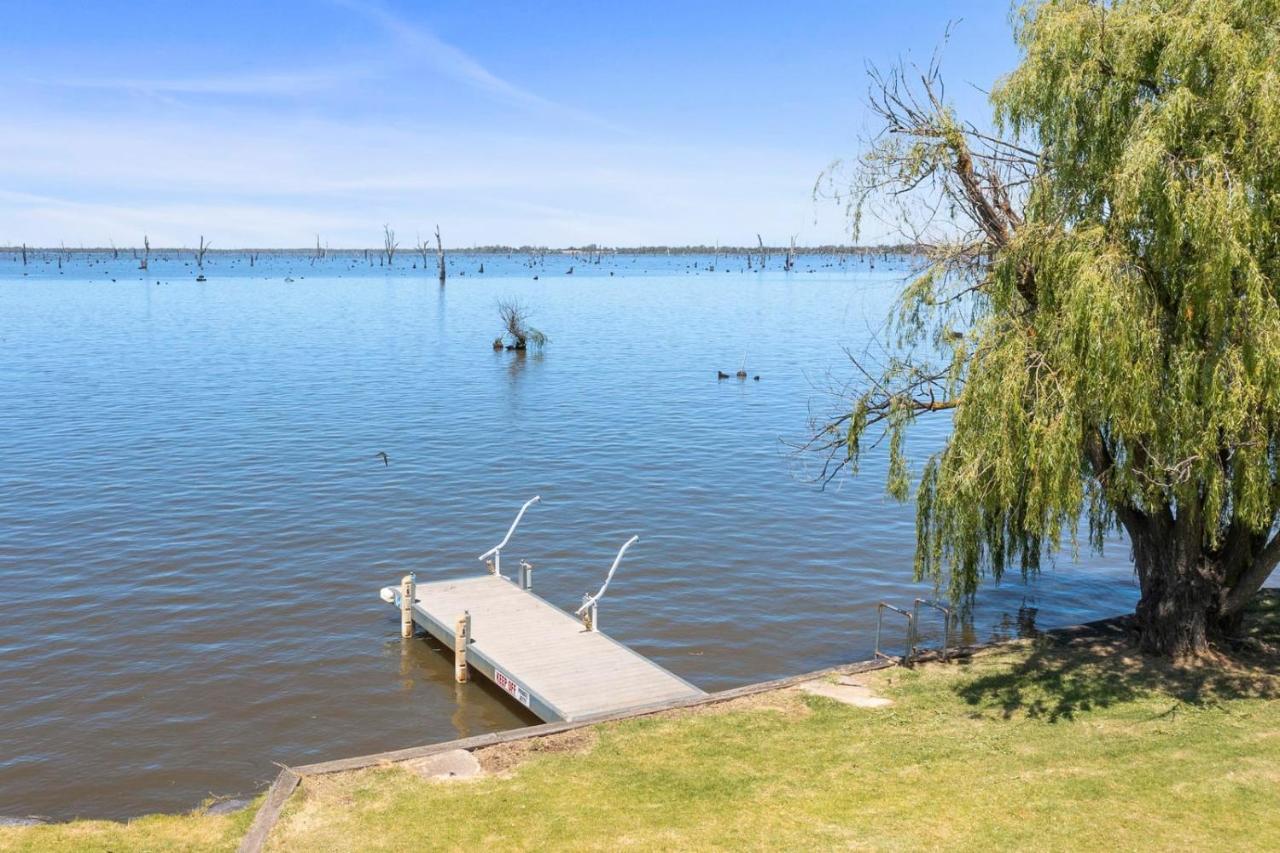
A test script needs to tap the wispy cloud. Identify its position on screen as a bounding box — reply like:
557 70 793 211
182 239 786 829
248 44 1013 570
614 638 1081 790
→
29 0 617 129
332 0 550 108
0 111 842 248
329 0 623 130
39 64 375 97
36 64 373 97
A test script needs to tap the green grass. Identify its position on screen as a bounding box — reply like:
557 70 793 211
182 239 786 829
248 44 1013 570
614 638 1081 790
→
0 802 258 853
5 593 1278 852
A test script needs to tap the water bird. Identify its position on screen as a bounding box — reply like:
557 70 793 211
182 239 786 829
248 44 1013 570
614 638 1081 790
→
376 452 389 466
717 371 730 380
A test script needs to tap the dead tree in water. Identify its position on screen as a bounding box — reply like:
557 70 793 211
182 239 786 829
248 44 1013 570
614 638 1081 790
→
196 236 210 269
496 298 547 350
20 244 26 266
783 235 796 271
382 225 398 266
435 225 445 286
140 235 150 270
315 235 325 260
415 235 432 270
110 240 118 259
757 233 767 269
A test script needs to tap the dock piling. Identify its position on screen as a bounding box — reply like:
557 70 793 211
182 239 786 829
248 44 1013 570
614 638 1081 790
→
399 574 416 639
518 560 533 590
454 611 471 683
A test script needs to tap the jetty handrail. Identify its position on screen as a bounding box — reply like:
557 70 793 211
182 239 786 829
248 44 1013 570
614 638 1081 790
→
874 602 915 664
912 598 953 662
575 535 638 631
478 495 541 578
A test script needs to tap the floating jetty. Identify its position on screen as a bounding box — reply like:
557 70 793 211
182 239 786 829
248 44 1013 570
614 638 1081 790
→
380 497 704 722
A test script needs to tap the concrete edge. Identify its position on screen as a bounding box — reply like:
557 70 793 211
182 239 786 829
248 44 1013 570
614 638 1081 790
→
292 657 895 776
236 768 299 853
291 610 1137 778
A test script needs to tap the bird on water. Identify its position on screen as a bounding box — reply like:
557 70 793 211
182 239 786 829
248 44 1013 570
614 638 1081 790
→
376 452 389 466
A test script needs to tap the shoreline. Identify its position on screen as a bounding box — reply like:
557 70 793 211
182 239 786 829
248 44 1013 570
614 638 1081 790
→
6 609 1135 836
4 595 1276 852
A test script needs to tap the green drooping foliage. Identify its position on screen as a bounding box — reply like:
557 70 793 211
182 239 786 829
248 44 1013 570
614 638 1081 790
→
823 0 1280 656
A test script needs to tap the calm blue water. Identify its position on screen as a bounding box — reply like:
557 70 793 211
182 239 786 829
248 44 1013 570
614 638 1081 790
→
0 250 1139 819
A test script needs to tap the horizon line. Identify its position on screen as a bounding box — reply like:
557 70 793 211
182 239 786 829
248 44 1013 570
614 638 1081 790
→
1 242 918 254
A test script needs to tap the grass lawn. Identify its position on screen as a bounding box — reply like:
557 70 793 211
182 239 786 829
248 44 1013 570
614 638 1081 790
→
5 592 1278 852
0 806 257 853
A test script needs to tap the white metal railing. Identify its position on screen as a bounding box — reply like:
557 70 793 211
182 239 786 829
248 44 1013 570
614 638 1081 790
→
575 535 638 632
478 495 540 578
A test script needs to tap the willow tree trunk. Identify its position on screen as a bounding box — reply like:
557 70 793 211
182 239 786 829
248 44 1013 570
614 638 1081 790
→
1132 540 1215 657
1127 505 1276 657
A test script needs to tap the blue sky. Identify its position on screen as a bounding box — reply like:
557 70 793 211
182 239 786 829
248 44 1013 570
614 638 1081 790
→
1 1 1020 248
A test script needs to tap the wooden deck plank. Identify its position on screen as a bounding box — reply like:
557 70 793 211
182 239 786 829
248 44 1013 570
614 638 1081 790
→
393 574 704 721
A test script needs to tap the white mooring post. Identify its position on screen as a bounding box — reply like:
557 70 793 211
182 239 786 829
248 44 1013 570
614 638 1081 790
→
454 611 471 683
519 560 533 590
399 574 416 639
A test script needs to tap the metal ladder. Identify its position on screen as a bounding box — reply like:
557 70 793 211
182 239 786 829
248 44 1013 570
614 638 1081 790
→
874 598 954 663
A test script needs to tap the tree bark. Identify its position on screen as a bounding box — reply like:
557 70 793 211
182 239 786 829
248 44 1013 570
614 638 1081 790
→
1084 432 1279 657
1127 508 1278 657
1132 541 1216 657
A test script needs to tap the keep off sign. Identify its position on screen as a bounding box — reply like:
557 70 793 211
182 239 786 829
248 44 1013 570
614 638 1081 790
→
494 669 531 708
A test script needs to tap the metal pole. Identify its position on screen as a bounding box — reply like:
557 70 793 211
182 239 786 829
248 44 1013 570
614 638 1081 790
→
913 599 953 662
478 495 542 578
874 602 914 663
575 535 637 629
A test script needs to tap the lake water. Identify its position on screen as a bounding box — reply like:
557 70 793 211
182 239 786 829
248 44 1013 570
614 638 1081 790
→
0 250 1138 819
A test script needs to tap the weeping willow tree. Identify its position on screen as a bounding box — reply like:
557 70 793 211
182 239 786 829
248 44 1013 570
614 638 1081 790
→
817 0 1280 657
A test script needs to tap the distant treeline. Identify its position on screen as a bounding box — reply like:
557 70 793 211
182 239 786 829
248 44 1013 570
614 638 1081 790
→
1 243 920 255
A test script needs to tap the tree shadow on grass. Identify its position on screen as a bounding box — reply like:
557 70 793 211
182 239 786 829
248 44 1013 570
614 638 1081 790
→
953 590 1280 722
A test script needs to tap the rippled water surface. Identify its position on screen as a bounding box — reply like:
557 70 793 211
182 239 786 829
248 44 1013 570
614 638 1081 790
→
0 251 1139 819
